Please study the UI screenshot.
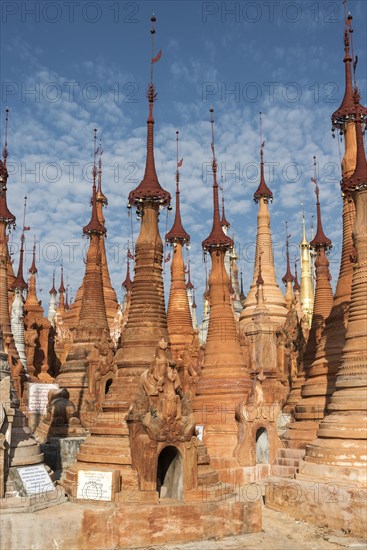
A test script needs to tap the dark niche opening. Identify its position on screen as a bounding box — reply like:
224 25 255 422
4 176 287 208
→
105 379 113 395
157 445 183 501
256 427 269 463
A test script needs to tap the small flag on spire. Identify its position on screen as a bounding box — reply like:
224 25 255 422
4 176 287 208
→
164 252 171 263
127 249 135 260
152 48 162 64
177 158 183 168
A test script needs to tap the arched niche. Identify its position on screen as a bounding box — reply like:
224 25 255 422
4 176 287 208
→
256 427 269 464
156 445 183 500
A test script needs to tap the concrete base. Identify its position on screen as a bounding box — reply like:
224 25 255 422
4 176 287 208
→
265 476 367 538
0 497 261 549
0 488 67 513
41 437 87 480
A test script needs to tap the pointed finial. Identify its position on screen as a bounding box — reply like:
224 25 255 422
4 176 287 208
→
49 269 57 295
220 175 230 228
186 258 194 290
59 263 65 293
240 268 245 301
310 157 332 250
122 244 133 291
254 111 272 202
202 107 233 250
29 235 37 275
282 222 295 284
256 250 264 286
11 195 28 290
3 108 9 166
294 259 300 291
166 130 189 244
83 129 106 236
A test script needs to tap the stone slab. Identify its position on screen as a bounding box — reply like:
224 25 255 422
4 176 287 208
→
41 437 87 480
265 476 367 538
16 464 54 496
76 469 119 501
28 383 59 414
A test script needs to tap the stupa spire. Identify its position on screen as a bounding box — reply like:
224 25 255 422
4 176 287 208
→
122 246 133 292
12 196 28 291
0 109 15 226
310 158 332 250
83 129 106 237
193 107 250 469
0 108 19 362
185 259 194 290
253 112 273 202
297 81 367 486
202 107 233 250
166 131 194 359
165 131 189 243
240 111 287 327
240 269 245 302
24 236 43 312
103 15 171 409
128 15 170 208
49 270 57 296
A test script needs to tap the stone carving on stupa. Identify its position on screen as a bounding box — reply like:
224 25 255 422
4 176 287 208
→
127 338 196 443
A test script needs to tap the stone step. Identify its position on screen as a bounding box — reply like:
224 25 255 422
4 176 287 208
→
278 448 305 459
274 457 302 467
271 465 297 478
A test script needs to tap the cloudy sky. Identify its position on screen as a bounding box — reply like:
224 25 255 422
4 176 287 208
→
2 0 366 318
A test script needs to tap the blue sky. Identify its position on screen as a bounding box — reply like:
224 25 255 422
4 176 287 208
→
1 0 366 318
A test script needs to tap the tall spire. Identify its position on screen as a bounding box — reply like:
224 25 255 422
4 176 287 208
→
49 270 57 296
165 131 189 243
166 131 194 358
253 112 273 202
240 269 245 302
193 107 250 470
331 3 367 128
12 196 28 291
202 107 233 250
83 129 106 237
0 109 15 226
310 157 332 250
186 258 194 290
128 15 170 208
240 111 286 327
342 89 367 194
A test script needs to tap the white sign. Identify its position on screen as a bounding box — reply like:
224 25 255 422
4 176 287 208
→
77 470 113 501
28 383 59 414
196 425 204 441
17 464 54 495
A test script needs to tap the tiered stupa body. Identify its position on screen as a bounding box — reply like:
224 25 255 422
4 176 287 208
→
299 212 314 326
10 228 28 370
284 162 333 447
239 138 287 330
166 133 194 361
297 90 367 486
284 20 367 448
193 108 251 470
56 133 110 409
0 110 18 363
185 260 198 330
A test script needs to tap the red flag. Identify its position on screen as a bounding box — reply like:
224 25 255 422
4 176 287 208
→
152 49 162 64
177 158 183 168
23 226 31 231
127 249 134 260
164 253 171 263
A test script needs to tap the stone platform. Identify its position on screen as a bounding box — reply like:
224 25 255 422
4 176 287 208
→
0 497 261 550
265 476 367 538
